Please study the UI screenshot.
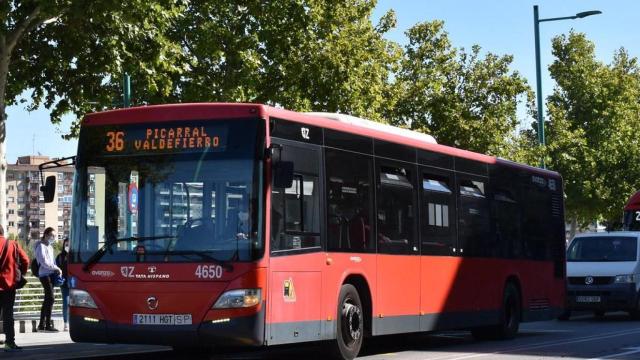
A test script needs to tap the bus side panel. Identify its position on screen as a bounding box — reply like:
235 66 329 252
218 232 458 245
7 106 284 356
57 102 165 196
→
420 256 496 331
466 258 509 311
320 253 378 340
374 254 421 335
518 260 564 321
266 252 325 345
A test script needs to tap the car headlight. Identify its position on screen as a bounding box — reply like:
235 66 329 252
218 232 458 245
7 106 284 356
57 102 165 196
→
213 289 261 309
69 289 98 309
614 274 637 283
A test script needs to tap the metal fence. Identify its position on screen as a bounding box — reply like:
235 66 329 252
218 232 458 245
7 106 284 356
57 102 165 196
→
14 274 63 318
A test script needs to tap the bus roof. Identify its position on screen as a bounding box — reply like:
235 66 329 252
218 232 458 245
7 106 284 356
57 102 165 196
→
82 103 560 178
625 191 640 211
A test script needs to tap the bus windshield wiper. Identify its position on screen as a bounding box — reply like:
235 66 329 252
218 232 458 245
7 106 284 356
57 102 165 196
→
82 236 177 272
161 250 234 271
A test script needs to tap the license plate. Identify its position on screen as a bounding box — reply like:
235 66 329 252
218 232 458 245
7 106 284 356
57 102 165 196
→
576 296 601 303
132 314 192 325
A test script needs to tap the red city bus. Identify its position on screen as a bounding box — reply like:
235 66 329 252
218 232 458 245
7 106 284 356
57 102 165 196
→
45 103 565 360
624 191 640 230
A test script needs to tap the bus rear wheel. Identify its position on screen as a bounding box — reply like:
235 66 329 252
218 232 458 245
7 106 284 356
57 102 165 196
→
329 284 364 360
472 283 520 340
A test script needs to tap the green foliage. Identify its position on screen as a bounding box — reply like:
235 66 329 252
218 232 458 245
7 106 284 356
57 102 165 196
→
390 20 533 156
165 0 401 121
545 31 640 225
5 0 187 137
16 238 34 260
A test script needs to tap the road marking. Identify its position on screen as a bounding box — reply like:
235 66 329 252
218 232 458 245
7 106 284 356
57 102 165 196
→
524 329 572 333
425 327 640 360
588 346 640 359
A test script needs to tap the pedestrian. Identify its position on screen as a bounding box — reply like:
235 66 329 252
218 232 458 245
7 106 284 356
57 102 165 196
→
35 227 61 332
55 238 69 331
0 225 29 351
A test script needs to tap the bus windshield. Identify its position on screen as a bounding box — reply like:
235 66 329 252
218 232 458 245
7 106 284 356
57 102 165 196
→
70 118 264 264
567 236 638 262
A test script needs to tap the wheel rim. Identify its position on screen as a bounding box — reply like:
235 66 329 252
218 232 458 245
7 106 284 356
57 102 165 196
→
341 298 362 347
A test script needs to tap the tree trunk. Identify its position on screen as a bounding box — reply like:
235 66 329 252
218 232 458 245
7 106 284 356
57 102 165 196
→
0 5 43 234
568 216 578 245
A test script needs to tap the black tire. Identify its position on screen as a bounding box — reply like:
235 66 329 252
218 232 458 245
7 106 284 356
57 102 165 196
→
629 295 640 320
557 310 571 321
471 283 520 341
328 284 364 360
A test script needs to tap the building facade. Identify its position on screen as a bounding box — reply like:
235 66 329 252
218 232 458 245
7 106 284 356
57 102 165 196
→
6 155 74 243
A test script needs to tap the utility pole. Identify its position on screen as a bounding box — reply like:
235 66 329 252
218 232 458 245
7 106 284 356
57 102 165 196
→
533 5 601 169
123 73 131 108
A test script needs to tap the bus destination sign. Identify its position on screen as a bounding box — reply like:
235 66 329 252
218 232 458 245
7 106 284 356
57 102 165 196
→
102 125 228 155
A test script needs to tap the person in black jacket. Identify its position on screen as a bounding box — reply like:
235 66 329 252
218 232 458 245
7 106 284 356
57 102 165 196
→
55 238 69 331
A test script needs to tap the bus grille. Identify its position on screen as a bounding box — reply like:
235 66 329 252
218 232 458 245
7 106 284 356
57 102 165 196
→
529 298 550 310
551 194 562 218
568 276 613 285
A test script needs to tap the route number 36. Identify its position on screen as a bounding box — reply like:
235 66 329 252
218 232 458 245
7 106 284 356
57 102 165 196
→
105 131 125 152
195 264 223 279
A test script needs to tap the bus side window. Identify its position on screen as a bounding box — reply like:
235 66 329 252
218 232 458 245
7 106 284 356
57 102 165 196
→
520 179 553 260
325 149 375 253
271 143 321 252
457 177 490 257
376 163 418 255
492 188 521 258
421 172 455 255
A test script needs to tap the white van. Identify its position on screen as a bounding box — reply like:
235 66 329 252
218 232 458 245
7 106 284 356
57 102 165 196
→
564 232 640 318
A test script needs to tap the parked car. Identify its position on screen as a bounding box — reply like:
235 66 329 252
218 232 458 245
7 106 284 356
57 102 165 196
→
563 232 640 319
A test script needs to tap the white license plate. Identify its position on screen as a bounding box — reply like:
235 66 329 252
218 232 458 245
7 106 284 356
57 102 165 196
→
132 314 192 325
576 296 601 303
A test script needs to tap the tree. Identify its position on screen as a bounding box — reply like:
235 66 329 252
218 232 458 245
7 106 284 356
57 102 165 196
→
545 31 640 229
1 0 186 229
163 0 401 121
390 21 533 156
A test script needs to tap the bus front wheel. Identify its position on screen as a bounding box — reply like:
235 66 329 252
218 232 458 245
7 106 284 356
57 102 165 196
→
329 284 364 360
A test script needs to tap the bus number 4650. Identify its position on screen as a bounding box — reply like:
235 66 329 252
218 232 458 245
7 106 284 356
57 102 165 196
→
195 265 223 279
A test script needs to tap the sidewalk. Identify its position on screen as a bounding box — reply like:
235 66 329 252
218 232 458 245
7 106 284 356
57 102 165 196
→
1 316 72 347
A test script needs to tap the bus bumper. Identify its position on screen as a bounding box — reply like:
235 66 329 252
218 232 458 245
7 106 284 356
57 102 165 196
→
69 308 265 347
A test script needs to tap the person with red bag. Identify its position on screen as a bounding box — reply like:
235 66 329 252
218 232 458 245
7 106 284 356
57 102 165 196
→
0 225 29 352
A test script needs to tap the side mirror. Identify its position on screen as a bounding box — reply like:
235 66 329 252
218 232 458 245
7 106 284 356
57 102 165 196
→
40 175 56 203
273 161 294 189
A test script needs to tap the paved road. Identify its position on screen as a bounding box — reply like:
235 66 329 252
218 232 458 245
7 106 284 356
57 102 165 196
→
5 312 640 359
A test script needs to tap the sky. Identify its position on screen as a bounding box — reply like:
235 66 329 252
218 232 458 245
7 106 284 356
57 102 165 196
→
6 0 639 163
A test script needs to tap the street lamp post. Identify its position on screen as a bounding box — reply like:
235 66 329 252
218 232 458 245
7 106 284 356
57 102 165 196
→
533 5 601 168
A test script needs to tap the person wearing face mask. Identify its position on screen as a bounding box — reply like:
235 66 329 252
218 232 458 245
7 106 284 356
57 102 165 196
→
35 227 62 332
55 238 69 331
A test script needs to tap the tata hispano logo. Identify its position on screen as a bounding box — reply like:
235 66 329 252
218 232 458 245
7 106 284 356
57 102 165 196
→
120 265 170 279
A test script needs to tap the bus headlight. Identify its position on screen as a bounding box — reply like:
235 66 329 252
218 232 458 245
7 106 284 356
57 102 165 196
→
213 289 261 309
614 274 637 284
69 289 98 309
